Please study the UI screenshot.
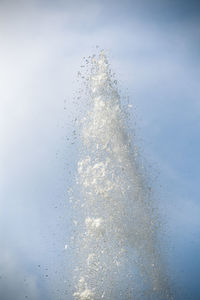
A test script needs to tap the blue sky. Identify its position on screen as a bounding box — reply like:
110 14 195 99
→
1 0 200 299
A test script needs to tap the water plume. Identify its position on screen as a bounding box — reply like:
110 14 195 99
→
70 51 172 300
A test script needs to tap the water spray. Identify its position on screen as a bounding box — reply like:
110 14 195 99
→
70 51 172 300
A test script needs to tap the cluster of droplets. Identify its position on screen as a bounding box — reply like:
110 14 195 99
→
70 51 172 300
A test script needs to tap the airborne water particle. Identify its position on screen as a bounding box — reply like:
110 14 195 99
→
70 51 172 300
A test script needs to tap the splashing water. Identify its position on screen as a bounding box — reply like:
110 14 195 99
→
71 51 172 300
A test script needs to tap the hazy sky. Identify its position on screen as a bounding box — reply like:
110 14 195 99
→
1 0 200 299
